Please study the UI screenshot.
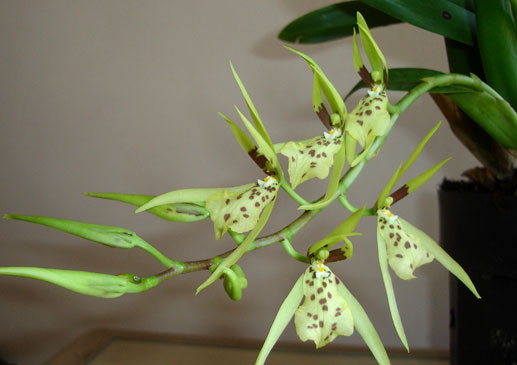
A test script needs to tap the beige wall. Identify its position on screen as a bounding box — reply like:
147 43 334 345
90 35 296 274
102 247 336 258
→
0 1 477 363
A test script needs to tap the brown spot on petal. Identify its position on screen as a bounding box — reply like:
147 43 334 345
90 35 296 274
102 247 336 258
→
243 214 249 218
396 254 403 258
365 109 372 115
319 298 327 305
254 202 260 207
317 287 323 294
224 214 230 221
357 120 363 126
310 294 316 301
240 206 247 212
308 149 316 157
405 241 411 249
319 321 324 328
322 305 328 311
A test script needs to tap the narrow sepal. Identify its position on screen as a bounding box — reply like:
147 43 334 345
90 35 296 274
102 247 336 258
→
356 12 388 82
400 121 442 177
256 274 304 365
406 158 451 194
230 62 274 147
308 206 365 255
196 198 276 295
376 228 410 351
400 218 480 299
376 163 402 209
235 106 283 177
336 282 391 364
84 193 209 222
219 112 255 153
135 184 254 213
285 46 347 121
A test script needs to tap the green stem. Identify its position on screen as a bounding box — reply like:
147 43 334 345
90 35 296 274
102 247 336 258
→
281 238 309 263
396 73 513 116
279 177 310 206
137 241 183 270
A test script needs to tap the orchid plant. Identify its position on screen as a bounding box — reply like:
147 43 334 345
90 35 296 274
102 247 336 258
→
4 13 511 364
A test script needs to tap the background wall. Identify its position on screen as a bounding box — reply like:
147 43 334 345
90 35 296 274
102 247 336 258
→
0 1 477 363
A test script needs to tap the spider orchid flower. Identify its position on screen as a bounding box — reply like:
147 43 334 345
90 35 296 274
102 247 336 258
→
279 128 343 189
343 13 392 166
294 260 354 348
377 208 433 280
376 207 480 351
206 175 279 240
256 259 389 365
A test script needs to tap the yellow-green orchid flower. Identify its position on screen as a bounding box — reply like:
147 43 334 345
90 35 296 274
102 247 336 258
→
256 258 390 365
279 128 343 189
294 260 354 348
377 208 433 280
206 175 279 240
376 207 480 352
279 47 347 208
345 12 391 166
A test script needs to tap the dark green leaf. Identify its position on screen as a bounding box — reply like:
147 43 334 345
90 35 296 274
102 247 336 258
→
360 0 475 45
474 0 517 110
448 92 517 149
278 2 400 44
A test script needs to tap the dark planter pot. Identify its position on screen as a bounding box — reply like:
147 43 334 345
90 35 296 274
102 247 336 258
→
438 188 517 364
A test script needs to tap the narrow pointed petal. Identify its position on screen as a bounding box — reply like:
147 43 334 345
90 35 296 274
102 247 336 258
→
377 228 410 351
400 218 480 299
256 274 304 365
336 281 391 365
230 62 274 147
135 184 254 213
196 198 276 295
308 206 365 255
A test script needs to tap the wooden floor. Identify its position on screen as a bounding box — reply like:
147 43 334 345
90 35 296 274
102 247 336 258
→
47 329 449 365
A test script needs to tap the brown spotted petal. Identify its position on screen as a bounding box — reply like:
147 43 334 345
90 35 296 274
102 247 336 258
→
206 181 278 240
377 209 434 280
279 134 343 189
345 91 390 149
294 261 353 348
